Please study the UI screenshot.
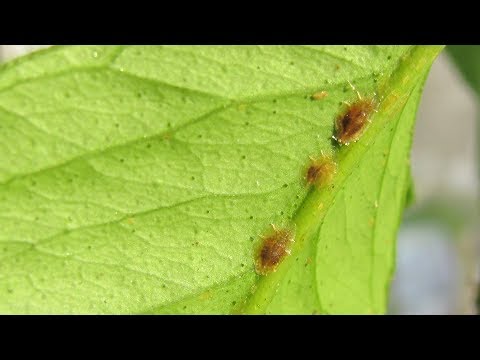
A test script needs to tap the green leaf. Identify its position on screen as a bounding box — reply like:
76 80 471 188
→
447 45 480 98
0 45 442 314
447 45 480 195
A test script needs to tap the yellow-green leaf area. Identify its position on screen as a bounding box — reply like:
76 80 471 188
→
0 45 443 314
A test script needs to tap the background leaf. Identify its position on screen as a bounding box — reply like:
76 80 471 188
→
447 45 480 314
447 46 480 99
0 46 442 314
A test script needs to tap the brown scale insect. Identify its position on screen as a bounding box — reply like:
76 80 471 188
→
255 224 295 276
333 81 378 146
305 151 337 187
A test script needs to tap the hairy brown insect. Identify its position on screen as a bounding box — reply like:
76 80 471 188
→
255 224 295 275
333 81 378 145
305 151 337 187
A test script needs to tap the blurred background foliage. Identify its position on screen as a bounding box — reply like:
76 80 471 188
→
389 46 479 314
0 45 478 314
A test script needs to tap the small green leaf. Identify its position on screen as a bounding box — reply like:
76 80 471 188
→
447 45 480 98
0 46 442 314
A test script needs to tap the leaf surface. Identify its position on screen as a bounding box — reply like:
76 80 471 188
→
0 45 442 313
